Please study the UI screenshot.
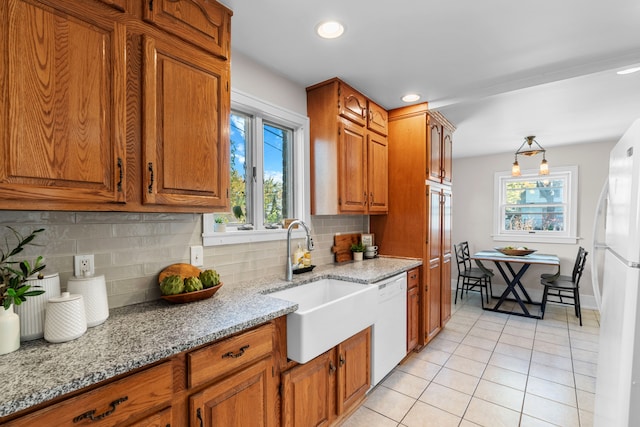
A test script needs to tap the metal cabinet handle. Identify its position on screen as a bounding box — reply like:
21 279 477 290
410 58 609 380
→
339 354 346 367
222 345 250 359
147 162 154 194
73 396 128 423
196 407 203 427
329 360 336 374
117 157 123 192
363 192 367 205
369 192 373 205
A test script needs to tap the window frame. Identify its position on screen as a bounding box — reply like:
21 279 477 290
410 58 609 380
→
493 165 579 244
203 89 310 246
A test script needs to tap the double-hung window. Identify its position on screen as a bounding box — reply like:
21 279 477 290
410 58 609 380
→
493 166 578 244
203 89 310 246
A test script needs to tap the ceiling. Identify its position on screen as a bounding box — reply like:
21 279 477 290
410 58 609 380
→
218 0 640 158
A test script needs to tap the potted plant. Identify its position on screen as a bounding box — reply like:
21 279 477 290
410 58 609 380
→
214 216 227 232
351 242 365 261
0 227 46 355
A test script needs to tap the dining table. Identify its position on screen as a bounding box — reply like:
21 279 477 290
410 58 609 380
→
471 250 560 319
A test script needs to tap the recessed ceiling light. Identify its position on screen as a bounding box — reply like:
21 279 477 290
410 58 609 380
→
401 93 421 103
617 66 640 75
316 21 345 39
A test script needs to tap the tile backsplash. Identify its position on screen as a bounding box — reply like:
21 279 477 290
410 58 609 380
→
0 212 366 308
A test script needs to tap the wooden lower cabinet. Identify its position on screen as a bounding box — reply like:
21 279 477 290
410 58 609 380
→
281 350 335 427
3 362 173 427
281 328 371 427
128 407 172 427
406 267 420 352
189 357 275 427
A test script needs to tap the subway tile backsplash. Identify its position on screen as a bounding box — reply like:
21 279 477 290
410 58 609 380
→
0 212 366 308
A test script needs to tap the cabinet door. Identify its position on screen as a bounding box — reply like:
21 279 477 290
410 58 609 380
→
367 100 388 136
425 187 443 342
143 0 231 60
338 120 367 213
407 285 419 352
129 407 172 427
442 127 453 184
281 350 336 427
190 357 275 427
337 82 367 126
336 328 370 414
367 133 388 214
97 0 127 11
143 35 229 209
441 190 452 324
428 120 442 183
0 0 127 207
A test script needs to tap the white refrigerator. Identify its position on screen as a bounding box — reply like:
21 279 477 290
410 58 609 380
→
594 118 640 426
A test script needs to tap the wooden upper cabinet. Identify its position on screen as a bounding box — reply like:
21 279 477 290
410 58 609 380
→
367 100 388 136
338 119 367 213
0 0 127 207
367 133 388 213
338 81 367 126
427 113 453 185
442 127 453 184
144 0 232 60
143 34 229 209
307 78 388 215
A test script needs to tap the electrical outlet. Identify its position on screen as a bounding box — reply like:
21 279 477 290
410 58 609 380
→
74 254 95 277
190 245 204 267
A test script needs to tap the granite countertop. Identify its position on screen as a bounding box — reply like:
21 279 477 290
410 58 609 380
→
0 256 421 418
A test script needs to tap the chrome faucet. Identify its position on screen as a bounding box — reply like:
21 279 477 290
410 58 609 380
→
286 219 314 281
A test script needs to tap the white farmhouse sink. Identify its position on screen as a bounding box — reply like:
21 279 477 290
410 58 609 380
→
269 279 378 363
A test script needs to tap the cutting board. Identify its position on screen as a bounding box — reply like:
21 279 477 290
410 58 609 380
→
331 233 360 263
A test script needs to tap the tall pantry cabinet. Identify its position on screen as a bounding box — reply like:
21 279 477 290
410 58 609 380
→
370 103 454 348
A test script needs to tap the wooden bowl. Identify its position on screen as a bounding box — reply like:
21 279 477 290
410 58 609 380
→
159 263 223 304
495 247 536 256
161 283 223 304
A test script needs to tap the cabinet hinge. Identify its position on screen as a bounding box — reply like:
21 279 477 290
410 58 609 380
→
148 0 153 11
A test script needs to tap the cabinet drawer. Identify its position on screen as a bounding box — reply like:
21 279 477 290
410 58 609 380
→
7 363 173 427
188 323 274 388
407 268 420 289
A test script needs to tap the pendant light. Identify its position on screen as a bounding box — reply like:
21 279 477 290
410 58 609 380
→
511 136 549 176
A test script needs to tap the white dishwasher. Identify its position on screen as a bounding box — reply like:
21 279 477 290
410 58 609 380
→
371 272 407 387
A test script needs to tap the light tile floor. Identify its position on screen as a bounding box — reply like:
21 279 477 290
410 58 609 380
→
341 292 600 427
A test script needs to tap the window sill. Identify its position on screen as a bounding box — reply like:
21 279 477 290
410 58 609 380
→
203 228 309 246
493 234 579 245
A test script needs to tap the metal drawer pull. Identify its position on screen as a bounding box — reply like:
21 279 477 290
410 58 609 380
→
222 344 249 359
196 407 204 427
117 157 123 192
72 396 128 423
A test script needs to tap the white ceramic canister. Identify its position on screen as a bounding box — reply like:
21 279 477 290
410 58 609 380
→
0 305 20 355
44 292 87 343
67 275 109 327
14 273 61 341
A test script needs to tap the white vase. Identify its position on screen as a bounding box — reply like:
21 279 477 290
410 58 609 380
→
0 305 20 355
214 223 226 232
353 252 363 261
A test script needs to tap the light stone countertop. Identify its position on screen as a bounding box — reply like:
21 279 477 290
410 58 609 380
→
0 256 421 419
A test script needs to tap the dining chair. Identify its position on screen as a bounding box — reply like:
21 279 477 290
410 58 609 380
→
539 246 588 325
454 242 493 305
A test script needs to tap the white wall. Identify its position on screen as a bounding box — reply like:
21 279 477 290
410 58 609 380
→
231 51 307 114
452 140 615 309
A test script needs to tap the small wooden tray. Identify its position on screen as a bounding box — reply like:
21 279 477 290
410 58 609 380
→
161 283 223 304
